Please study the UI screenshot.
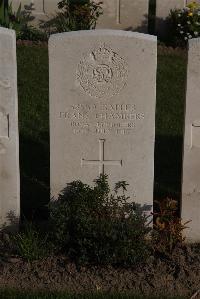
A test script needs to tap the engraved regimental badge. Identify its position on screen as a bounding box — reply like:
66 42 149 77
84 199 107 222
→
77 44 128 99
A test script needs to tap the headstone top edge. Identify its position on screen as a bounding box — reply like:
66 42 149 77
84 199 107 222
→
0 27 16 37
189 37 200 47
49 30 157 44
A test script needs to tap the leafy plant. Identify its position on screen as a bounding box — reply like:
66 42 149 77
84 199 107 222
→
0 0 9 27
12 222 51 262
41 0 103 34
153 198 190 253
49 175 151 266
168 1 200 46
17 25 47 41
0 1 27 34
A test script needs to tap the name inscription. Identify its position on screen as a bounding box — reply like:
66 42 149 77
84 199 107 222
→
59 103 145 136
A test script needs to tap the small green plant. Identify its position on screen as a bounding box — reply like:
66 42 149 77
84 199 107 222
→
41 0 103 34
168 1 200 46
17 25 47 41
13 222 50 262
153 198 190 254
0 0 9 27
49 175 151 266
0 1 27 35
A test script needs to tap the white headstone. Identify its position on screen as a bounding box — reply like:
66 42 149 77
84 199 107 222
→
49 30 157 214
12 0 45 14
12 0 148 31
95 0 149 32
182 38 200 242
12 0 58 23
0 28 20 230
156 0 185 38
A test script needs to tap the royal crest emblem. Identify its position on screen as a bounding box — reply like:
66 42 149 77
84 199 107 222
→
77 45 128 99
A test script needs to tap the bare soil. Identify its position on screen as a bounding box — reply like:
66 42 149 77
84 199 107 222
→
0 243 200 297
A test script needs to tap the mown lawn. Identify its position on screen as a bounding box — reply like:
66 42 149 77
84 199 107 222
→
17 45 187 219
17 45 49 220
0 290 186 299
155 50 187 199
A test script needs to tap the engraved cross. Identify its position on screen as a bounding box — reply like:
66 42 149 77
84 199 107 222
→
116 0 121 24
81 139 122 175
0 113 9 138
0 78 10 89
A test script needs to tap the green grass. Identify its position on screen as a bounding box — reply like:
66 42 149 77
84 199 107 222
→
0 290 186 299
16 45 187 219
17 45 49 220
155 51 187 199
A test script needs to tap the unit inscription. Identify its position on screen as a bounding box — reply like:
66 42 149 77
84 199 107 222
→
59 103 145 136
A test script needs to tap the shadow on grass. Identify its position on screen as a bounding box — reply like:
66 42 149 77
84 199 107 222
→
19 134 50 221
19 132 184 218
154 135 183 201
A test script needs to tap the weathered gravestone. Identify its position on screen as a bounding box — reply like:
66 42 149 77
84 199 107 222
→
182 38 200 242
94 0 149 33
13 0 46 15
49 30 157 213
0 28 20 230
156 0 185 38
12 0 58 24
13 0 149 31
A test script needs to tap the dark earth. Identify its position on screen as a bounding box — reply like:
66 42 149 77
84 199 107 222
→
0 237 200 297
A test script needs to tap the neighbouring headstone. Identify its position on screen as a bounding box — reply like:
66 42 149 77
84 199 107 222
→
13 0 149 31
182 38 200 242
49 30 157 213
0 28 20 230
94 0 149 33
12 0 58 24
156 0 185 38
13 0 45 15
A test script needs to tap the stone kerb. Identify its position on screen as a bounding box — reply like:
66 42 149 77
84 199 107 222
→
0 28 20 231
49 30 157 215
182 37 200 243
